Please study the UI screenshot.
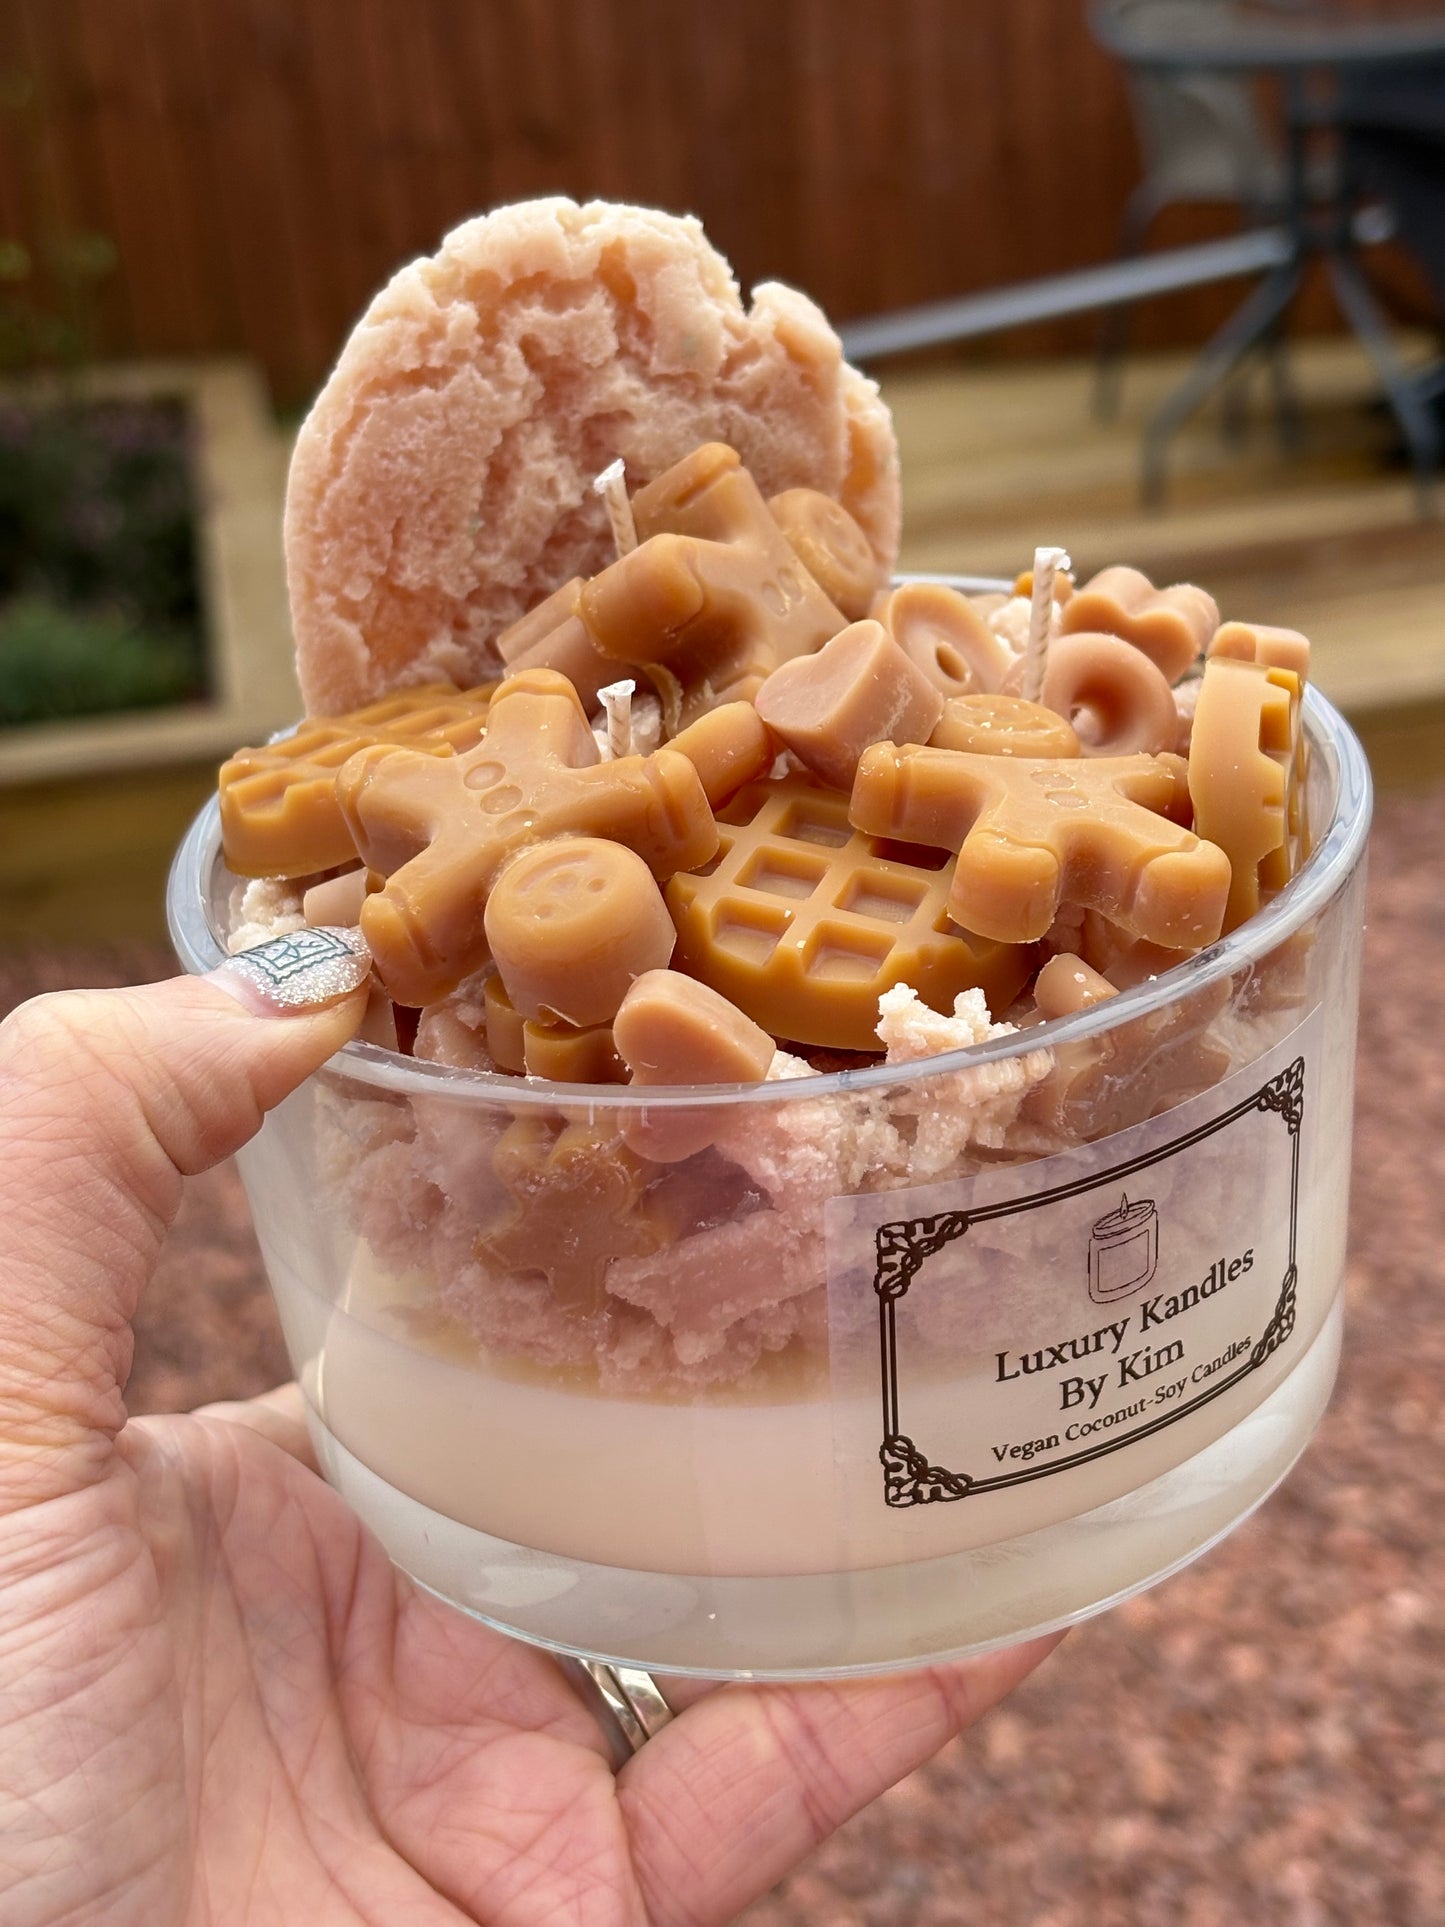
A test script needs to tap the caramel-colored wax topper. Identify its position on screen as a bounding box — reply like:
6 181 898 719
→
1188 655 1305 934
484 835 677 1027
522 1014 627 1084
477 1116 661 1312
1034 950 1117 1017
337 667 718 1007
579 443 847 701
496 578 586 664
1208 619 1311 681
930 693 1081 759
667 773 1033 1051
1062 566 1218 684
873 581 1012 699
1075 909 1194 988
766 487 884 621
220 683 494 880
754 618 944 791
498 577 623 712
614 969 776 1160
1040 631 1179 757
484 971 527 1073
667 701 777 807
850 744 1230 949
1027 954 1230 1139
1012 566 1075 604
302 866 370 928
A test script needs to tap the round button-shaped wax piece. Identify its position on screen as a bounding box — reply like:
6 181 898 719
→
930 693 1080 758
485 836 677 1027
1040 631 1179 757
767 489 882 621
879 582 1012 699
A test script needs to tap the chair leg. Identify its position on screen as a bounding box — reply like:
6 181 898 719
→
1220 361 1252 445
1142 258 1303 507
1327 253 1440 514
1093 185 1163 422
1265 320 1304 455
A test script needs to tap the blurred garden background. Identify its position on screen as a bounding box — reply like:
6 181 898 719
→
1 3 1442 1922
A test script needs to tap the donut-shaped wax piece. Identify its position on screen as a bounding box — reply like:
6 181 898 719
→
876 581 1013 699
930 693 1080 759
1040 631 1179 757
484 836 677 1028
1061 566 1217 684
767 489 884 621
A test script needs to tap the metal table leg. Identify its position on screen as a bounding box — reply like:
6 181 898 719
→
1326 250 1439 513
1141 256 1305 505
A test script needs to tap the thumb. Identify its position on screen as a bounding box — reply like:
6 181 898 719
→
0 933 369 1506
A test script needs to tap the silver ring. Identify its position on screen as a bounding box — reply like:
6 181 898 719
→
559 1657 675 1764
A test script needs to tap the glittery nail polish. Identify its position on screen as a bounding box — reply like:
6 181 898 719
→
211 926 372 1015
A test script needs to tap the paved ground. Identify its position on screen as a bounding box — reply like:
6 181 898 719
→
2 783 1440 1927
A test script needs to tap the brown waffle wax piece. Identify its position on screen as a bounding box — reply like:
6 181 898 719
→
873 581 1012 700
615 969 776 1161
220 683 495 879
1188 655 1305 935
1208 619 1311 680
579 443 847 707
667 773 1033 1051
931 693 1080 759
766 488 884 620
1040 631 1179 757
484 836 677 1026
755 618 944 791
1062 566 1218 684
337 667 717 1007
850 744 1230 949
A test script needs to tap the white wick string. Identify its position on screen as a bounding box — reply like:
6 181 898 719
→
599 679 635 759
1021 545 1071 704
593 459 638 558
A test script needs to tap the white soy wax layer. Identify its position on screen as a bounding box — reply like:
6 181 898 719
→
305 1299 1341 1676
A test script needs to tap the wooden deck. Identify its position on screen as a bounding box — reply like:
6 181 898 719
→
2 339 1441 947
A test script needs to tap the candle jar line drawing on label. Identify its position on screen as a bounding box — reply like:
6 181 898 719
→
1088 1194 1160 1303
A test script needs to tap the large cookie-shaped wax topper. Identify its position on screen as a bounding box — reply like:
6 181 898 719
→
287 198 901 714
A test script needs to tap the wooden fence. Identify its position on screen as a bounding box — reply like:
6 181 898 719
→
0 0 1407 404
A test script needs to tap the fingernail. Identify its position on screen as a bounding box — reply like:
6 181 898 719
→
209 926 372 1015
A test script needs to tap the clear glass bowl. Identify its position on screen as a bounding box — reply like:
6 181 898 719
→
168 589 1371 1679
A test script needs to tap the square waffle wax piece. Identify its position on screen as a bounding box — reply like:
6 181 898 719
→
666 773 1034 1051
220 683 495 879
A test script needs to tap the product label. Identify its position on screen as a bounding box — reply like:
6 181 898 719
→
825 1009 1322 1542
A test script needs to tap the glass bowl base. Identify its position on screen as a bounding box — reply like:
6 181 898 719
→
308 1297 1341 1680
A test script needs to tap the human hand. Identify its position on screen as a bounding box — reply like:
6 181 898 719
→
0 962 1060 1925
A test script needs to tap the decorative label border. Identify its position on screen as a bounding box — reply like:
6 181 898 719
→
875 1057 1305 1507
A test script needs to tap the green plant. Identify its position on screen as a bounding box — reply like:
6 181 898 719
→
0 397 208 726
0 592 201 725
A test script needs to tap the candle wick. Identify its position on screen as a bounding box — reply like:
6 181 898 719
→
1020 544 1070 705
593 458 639 559
598 678 635 759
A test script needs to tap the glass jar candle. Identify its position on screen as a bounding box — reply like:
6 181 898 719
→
168 585 1370 1679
